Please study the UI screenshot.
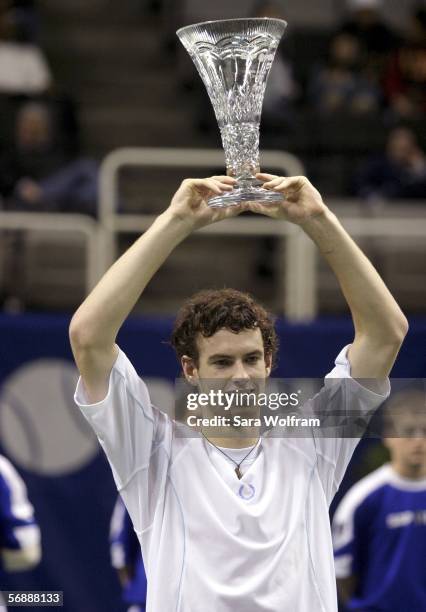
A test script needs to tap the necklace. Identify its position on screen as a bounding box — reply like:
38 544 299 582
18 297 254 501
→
202 433 260 479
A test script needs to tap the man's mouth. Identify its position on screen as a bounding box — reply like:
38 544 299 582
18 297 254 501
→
225 387 257 395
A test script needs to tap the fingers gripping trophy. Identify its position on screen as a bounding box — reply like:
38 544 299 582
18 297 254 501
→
177 18 287 207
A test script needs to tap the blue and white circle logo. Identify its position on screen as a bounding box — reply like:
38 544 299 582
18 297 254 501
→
238 483 255 500
0 359 97 476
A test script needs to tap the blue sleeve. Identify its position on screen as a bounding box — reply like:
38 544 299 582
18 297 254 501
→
333 488 376 580
110 496 140 568
110 496 147 605
0 472 33 550
333 502 368 579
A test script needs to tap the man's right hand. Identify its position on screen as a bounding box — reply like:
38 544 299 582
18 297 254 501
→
167 176 246 230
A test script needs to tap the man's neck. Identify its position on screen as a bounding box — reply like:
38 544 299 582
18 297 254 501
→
391 461 426 480
203 433 260 449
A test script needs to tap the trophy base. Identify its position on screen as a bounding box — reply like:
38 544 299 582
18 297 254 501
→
208 184 284 208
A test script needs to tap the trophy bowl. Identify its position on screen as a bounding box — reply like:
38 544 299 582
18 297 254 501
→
177 18 288 207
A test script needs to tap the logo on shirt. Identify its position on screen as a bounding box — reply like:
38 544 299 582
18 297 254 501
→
386 510 426 528
238 483 255 500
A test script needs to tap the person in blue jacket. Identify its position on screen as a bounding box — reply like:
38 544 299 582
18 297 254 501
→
0 454 41 612
110 495 147 612
332 388 426 611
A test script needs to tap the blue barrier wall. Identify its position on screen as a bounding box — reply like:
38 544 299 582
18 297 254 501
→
0 314 425 611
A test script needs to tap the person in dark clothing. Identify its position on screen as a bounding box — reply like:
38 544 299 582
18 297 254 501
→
355 126 426 201
384 6 426 119
0 101 98 215
338 0 400 86
341 0 399 55
308 32 381 115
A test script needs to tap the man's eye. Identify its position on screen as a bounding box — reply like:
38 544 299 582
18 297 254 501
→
215 360 231 367
245 356 260 364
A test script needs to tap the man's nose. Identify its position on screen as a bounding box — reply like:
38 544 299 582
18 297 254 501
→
231 362 251 386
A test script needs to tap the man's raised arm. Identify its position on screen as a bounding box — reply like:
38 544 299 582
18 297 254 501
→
248 173 409 378
69 176 242 402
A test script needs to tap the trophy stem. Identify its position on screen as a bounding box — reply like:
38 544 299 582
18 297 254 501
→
220 122 260 180
208 119 284 207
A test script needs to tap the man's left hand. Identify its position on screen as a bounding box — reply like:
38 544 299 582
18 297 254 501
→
247 173 328 225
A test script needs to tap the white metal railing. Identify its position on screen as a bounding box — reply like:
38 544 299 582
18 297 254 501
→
98 147 312 317
2 151 424 320
0 212 101 293
98 147 426 321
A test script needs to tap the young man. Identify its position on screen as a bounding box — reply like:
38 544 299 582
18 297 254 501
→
0 454 42 612
70 173 408 611
333 389 426 611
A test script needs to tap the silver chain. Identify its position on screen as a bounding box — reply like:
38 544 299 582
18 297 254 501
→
202 432 260 479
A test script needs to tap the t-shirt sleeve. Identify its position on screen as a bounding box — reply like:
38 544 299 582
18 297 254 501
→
74 348 173 532
0 457 40 556
311 345 390 505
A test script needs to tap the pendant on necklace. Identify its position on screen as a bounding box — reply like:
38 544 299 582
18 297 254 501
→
235 466 242 479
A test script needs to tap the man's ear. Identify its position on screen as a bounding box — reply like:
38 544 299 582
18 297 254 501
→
181 355 199 386
265 353 272 377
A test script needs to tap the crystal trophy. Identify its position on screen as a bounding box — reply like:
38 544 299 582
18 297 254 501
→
177 18 287 207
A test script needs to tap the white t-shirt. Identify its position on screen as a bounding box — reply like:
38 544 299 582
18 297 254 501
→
75 345 389 612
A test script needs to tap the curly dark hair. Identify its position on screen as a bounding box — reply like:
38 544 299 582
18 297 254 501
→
170 288 279 369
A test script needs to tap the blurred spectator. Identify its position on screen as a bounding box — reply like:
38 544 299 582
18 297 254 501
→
339 0 399 80
355 126 426 200
8 0 39 43
0 0 50 95
384 5 426 118
252 1 299 128
409 4 426 45
341 0 399 53
308 33 381 115
0 454 42 610
0 102 98 215
332 389 426 611
110 496 147 612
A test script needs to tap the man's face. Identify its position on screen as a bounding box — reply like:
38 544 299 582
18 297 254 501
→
16 110 51 151
384 412 426 471
193 327 271 384
181 327 271 422
387 128 416 164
